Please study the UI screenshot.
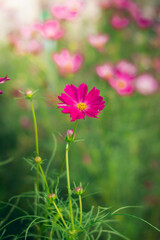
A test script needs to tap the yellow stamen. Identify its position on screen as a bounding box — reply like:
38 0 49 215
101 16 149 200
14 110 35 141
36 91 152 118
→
117 80 126 89
77 102 87 110
65 63 73 72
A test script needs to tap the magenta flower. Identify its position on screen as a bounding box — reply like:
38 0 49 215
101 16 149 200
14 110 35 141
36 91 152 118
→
51 0 84 21
58 83 105 121
96 63 114 81
135 16 152 29
135 74 159 95
0 75 10 94
109 73 134 96
88 34 109 52
41 20 64 40
52 49 83 76
110 15 130 29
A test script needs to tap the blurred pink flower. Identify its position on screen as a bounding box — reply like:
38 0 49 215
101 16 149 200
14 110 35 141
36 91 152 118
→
0 75 10 94
58 83 105 121
52 49 83 76
115 60 137 78
127 2 141 19
96 63 114 81
135 16 152 29
109 73 134 96
110 15 130 29
135 74 159 95
99 0 112 9
41 20 64 40
51 0 84 21
88 34 109 52
26 39 43 55
113 0 130 9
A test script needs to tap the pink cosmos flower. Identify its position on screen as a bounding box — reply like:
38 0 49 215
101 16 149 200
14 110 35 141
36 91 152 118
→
135 74 159 95
109 73 134 96
88 34 109 52
40 20 64 40
115 60 137 78
110 15 130 29
0 75 10 94
135 16 152 29
51 0 84 21
52 49 83 76
96 63 114 81
127 2 141 19
58 83 105 121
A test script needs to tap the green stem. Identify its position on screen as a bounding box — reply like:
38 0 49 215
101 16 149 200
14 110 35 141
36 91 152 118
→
39 164 50 195
78 195 82 229
66 143 75 231
54 156 65 192
52 200 68 230
72 120 78 141
30 99 39 156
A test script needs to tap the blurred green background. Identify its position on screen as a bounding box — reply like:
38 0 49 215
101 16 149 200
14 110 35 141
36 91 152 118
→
0 0 160 239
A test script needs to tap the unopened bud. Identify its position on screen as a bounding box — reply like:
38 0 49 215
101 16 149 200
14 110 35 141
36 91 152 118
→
25 89 33 99
66 129 75 142
74 187 83 195
48 193 56 201
35 156 42 163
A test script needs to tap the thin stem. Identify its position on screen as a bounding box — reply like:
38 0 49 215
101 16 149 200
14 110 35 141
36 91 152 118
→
39 164 50 195
54 156 65 192
66 143 75 231
78 195 82 229
30 99 39 156
52 200 68 230
72 120 78 141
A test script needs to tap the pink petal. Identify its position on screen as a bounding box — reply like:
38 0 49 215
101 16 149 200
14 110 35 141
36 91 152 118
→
64 84 78 101
58 93 76 106
77 83 88 102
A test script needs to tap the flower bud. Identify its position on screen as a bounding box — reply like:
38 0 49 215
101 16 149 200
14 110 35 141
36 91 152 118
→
65 129 75 142
48 193 56 201
74 186 83 195
25 89 33 99
35 156 42 163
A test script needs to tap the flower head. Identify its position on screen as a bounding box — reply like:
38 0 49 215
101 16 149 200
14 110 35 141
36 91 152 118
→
58 83 105 121
0 75 10 94
40 20 64 40
51 0 84 21
109 73 134 96
110 15 130 29
52 49 83 76
96 63 114 81
135 74 159 95
115 60 137 78
88 34 109 52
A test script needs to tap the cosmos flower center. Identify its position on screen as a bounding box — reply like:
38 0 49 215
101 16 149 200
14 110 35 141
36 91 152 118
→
64 62 73 72
117 80 126 89
77 102 87 110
